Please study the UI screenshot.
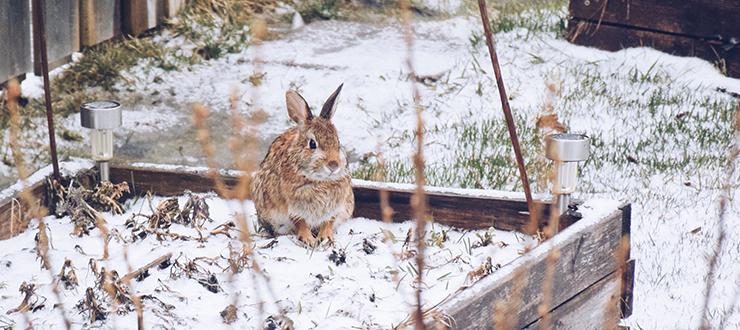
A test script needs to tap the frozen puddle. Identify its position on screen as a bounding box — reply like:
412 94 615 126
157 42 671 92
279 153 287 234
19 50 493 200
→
0 193 534 329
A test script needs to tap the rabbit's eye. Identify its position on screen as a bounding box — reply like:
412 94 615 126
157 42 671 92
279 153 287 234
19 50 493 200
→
308 139 317 150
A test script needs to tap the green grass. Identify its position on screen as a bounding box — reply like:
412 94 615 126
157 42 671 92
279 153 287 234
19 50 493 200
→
352 0 737 193
354 60 738 194
463 0 568 39
353 112 545 190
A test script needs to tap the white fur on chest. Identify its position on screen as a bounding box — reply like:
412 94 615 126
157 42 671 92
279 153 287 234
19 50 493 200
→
266 181 347 234
268 203 345 234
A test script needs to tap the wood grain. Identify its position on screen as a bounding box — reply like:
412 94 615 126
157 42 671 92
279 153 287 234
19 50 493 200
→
122 0 162 36
80 0 121 47
570 0 740 40
0 0 32 84
353 185 553 232
106 165 553 232
523 270 622 329
433 207 627 329
568 19 739 78
0 181 50 240
32 0 80 74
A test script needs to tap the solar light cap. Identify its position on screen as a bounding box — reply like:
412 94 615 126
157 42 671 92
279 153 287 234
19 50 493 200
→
545 133 590 162
80 100 122 130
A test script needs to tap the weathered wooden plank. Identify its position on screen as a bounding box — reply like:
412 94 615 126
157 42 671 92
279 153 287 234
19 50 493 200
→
163 0 187 18
619 204 634 318
353 185 551 232
433 206 626 329
0 0 32 84
568 19 739 78
108 165 240 197
106 165 554 232
0 181 50 240
570 0 740 40
80 0 121 47
122 0 165 36
620 258 636 318
32 0 80 74
523 270 621 329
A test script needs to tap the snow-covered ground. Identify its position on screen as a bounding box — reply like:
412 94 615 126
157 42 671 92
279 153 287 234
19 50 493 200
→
1 2 739 329
0 190 534 329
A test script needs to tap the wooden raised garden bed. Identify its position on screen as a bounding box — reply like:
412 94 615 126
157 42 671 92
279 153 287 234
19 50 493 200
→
0 162 634 329
568 0 740 78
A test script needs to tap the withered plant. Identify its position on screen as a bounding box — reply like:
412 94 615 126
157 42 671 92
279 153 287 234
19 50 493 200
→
399 0 430 327
6 282 47 314
4 81 72 329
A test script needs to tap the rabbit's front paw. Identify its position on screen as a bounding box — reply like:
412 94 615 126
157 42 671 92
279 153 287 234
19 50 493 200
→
294 218 318 247
318 221 335 246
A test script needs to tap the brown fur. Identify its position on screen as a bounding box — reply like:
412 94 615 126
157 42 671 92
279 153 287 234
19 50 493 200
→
251 85 354 246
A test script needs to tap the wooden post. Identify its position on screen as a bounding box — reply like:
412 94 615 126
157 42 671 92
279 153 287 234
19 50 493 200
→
32 0 79 74
0 1 32 85
80 0 121 47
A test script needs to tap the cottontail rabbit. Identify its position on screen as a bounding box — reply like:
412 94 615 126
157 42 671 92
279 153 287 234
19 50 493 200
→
252 84 354 246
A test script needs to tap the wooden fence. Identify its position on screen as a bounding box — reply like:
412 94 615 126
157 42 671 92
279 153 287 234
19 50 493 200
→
1 0 186 86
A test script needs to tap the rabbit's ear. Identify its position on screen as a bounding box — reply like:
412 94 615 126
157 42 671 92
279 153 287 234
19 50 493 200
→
286 90 313 124
320 84 343 119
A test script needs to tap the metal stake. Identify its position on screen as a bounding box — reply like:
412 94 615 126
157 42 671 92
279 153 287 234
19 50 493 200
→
477 0 537 231
32 0 61 181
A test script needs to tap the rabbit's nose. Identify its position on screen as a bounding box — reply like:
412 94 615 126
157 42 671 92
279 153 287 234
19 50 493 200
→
328 161 339 171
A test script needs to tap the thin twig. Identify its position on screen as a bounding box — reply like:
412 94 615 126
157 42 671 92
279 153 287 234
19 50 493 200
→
398 2 428 328
121 253 173 283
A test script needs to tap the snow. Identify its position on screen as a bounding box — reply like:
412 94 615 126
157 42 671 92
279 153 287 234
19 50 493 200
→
0 160 92 201
1 3 738 329
0 191 534 329
443 198 622 305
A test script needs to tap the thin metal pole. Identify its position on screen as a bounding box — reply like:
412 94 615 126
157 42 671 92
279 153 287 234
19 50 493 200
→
33 0 61 181
477 0 537 230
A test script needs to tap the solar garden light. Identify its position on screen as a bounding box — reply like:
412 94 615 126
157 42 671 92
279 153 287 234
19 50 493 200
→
545 133 590 215
80 101 122 182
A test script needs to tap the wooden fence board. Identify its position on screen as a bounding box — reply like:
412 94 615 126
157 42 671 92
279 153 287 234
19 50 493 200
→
433 207 626 329
164 0 187 18
0 0 32 84
80 0 121 47
570 0 740 40
32 0 80 74
122 0 168 36
568 19 739 78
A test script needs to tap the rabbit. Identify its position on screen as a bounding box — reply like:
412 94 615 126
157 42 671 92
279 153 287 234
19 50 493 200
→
251 84 354 247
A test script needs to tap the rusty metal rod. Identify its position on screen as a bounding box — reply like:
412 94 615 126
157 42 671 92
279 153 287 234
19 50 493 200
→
32 0 61 181
477 0 537 230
